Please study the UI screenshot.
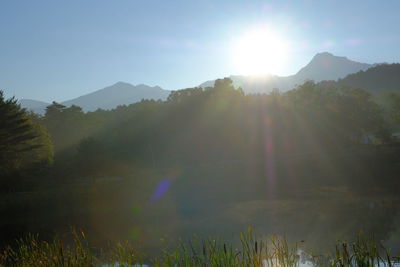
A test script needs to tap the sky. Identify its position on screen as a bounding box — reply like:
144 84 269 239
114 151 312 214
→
1 0 400 102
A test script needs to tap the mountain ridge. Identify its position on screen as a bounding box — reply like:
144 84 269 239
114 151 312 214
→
20 82 170 114
200 52 372 93
61 82 169 112
20 52 384 114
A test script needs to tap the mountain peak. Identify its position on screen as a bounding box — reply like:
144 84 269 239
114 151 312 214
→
112 81 132 87
310 52 349 63
314 51 334 57
295 52 371 82
111 82 162 90
199 52 373 94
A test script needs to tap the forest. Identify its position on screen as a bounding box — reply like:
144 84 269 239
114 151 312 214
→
1 75 400 260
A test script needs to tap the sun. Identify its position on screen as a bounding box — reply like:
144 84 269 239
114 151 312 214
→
232 28 288 75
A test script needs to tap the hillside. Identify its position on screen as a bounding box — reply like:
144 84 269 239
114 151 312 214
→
335 63 400 93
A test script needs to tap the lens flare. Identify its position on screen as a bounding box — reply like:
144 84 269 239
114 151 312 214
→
151 178 171 202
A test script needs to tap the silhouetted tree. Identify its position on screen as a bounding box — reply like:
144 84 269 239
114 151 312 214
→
0 91 53 179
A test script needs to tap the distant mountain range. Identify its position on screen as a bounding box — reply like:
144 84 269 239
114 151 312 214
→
19 52 399 114
200 52 373 93
18 99 51 115
19 82 170 114
62 82 169 112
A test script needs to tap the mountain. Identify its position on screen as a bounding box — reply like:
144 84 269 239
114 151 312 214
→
18 99 50 115
295 52 372 82
200 52 372 93
18 53 381 114
62 82 170 112
19 82 170 113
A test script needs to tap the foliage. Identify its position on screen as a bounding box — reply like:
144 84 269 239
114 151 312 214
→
34 78 391 168
42 102 91 153
387 93 400 126
0 91 53 181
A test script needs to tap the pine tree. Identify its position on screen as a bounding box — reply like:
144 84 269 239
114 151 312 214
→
0 91 53 174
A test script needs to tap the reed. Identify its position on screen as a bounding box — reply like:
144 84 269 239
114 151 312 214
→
0 229 95 267
1 228 398 267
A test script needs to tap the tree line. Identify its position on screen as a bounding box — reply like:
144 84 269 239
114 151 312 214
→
2 77 400 188
2 77 400 251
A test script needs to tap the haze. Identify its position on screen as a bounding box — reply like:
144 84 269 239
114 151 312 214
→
1 0 400 101
1 1 400 265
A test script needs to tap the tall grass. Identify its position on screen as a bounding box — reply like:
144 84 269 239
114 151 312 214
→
329 234 399 267
0 229 95 267
0 228 398 266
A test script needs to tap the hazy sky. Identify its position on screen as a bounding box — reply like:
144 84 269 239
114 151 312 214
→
1 0 400 102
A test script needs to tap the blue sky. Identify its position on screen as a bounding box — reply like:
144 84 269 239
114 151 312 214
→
1 0 399 102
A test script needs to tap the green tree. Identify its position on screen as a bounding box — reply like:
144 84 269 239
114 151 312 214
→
43 103 88 152
388 93 400 125
338 87 388 143
0 91 53 175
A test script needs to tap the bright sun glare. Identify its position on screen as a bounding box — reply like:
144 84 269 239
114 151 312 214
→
232 28 288 75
